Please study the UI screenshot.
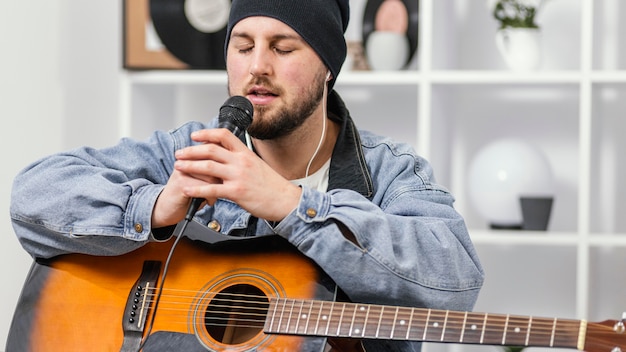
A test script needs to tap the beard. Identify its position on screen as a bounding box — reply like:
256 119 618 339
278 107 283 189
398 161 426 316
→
241 75 326 140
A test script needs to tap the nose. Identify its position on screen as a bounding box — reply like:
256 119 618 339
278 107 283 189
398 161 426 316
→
249 47 273 78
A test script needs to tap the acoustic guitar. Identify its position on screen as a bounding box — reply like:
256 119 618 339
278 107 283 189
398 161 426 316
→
6 222 626 351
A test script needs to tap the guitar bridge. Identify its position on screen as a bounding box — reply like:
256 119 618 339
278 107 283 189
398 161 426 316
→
120 260 161 352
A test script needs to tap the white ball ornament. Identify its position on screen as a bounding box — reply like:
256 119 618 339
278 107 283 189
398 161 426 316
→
467 139 554 228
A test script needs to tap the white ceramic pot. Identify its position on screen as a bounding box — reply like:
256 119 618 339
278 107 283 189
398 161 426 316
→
365 31 409 71
495 27 542 71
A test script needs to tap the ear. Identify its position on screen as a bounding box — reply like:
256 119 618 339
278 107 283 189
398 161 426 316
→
326 71 332 81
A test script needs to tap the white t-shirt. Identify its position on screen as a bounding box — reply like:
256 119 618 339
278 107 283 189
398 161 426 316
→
290 158 331 192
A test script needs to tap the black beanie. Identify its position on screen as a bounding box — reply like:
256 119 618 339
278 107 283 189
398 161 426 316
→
224 0 350 89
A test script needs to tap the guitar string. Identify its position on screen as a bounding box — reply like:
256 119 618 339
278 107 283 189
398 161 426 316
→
133 287 618 350
133 313 585 341
135 289 589 338
142 289 585 333
135 307 599 348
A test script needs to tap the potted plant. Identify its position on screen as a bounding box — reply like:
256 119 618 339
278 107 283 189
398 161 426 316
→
487 0 549 71
491 0 545 29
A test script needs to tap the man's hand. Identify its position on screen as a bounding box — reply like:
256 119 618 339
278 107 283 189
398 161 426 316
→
152 128 302 228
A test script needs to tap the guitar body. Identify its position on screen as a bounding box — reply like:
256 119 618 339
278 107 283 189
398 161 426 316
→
7 235 337 352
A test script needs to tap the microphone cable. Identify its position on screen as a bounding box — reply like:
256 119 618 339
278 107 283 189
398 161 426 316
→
136 96 253 351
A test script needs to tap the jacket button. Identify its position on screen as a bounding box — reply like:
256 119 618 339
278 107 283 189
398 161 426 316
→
208 220 221 232
134 223 143 233
306 208 317 218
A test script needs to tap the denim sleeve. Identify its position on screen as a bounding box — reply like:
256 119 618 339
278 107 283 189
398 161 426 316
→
275 184 483 351
276 185 484 306
10 122 204 259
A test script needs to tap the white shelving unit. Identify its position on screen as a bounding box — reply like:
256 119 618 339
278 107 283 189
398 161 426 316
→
119 0 626 350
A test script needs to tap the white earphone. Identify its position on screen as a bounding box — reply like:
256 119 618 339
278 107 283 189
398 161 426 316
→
326 71 331 81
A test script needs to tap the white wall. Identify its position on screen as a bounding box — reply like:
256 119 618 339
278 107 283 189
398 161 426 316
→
1 2 64 348
0 1 121 348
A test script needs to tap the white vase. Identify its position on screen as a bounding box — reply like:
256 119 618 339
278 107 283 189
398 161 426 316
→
495 27 542 71
365 31 409 71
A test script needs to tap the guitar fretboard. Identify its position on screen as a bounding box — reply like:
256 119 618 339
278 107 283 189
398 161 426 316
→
263 298 585 348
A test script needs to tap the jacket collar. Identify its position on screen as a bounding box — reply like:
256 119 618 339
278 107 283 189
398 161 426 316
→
326 90 373 199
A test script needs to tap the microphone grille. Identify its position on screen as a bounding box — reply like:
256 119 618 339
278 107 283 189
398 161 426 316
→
219 96 253 130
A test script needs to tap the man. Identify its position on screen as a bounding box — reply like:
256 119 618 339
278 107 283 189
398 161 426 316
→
10 0 484 350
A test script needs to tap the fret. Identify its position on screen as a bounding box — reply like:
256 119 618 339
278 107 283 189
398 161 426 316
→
440 310 449 341
336 303 346 336
348 303 358 337
362 305 383 338
326 302 339 337
313 301 331 336
303 299 315 335
337 303 358 337
361 305 371 338
390 307 399 338
503 315 531 346
285 299 296 334
405 308 415 340
377 306 394 339
422 309 431 340
442 310 467 343
528 316 555 346
481 313 507 345
550 318 557 346
376 306 385 338
502 314 510 345
499 315 581 348
552 319 582 347
349 304 368 337
480 313 488 343
423 310 448 342
526 316 532 346
406 308 427 341
392 307 412 340
293 299 306 335
526 316 568 347
265 298 279 333
277 298 288 333
460 312 486 344
459 311 468 343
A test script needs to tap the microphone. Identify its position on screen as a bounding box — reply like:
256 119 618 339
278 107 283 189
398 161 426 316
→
184 96 254 220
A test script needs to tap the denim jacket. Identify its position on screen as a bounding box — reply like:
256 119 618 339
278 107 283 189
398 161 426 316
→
11 91 484 351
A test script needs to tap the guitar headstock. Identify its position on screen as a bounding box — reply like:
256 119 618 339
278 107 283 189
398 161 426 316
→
584 319 626 352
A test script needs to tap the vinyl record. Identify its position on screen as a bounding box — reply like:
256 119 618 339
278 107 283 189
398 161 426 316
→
149 0 231 69
362 0 419 69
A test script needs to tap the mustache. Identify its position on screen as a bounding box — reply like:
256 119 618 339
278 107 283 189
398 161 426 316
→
246 76 284 95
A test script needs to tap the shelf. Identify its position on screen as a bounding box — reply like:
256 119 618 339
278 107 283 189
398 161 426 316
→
469 230 580 246
126 70 227 84
430 71 584 84
125 69 626 86
470 230 626 248
589 234 626 247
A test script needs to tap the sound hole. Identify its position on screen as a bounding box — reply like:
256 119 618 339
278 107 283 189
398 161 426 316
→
204 284 269 345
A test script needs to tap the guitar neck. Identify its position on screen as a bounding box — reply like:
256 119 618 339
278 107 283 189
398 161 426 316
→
264 297 585 349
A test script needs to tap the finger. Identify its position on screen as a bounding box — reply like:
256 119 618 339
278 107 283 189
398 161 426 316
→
190 128 248 151
182 183 221 206
174 159 225 184
175 143 232 164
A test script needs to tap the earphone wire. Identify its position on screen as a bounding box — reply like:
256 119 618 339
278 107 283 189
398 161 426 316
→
305 73 329 178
